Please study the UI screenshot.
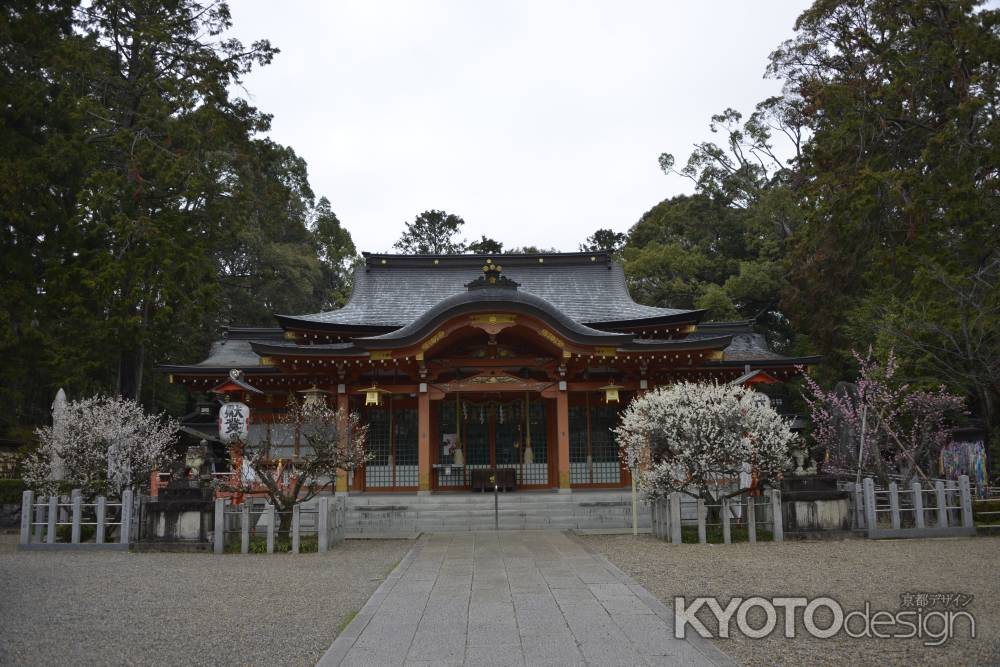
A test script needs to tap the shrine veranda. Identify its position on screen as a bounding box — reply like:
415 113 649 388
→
160 252 818 497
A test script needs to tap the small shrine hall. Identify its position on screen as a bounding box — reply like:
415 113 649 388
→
160 252 819 493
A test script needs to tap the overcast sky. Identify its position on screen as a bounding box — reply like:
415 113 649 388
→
228 1 811 254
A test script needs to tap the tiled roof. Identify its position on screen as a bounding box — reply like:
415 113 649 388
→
279 253 693 328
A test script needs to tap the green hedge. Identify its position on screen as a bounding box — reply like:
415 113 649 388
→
0 479 25 504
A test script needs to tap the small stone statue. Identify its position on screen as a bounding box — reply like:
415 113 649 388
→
184 443 208 479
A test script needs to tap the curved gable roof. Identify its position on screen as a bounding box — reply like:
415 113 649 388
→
277 252 696 329
358 286 633 349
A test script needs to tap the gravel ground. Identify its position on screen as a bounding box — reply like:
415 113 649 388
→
584 534 1000 666
0 534 412 666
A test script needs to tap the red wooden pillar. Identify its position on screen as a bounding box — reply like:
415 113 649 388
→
556 389 570 490
336 390 350 493
418 391 431 492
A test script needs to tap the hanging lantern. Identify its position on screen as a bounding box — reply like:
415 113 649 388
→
298 385 331 409
600 383 624 404
360 384 389 406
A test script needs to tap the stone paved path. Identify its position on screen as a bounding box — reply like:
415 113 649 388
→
318 531 735 666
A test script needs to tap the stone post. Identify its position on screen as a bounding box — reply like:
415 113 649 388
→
96 496 106 544
120 489 133 545
266 504 275 554
946 479 959 526
747 496 757 544
853 483 865 529
696 498 706 544
319 497 330 553
213 498 226 554
71 493 82 544
292 504 301 554
46 496 57 544
911 481 925 529
889 482 901 530
935 480 948 528
33 501 44 542
959 475 973 529
669 492 681 545
19 490 33 546
721 497 731 545
770 489 783 542
863 478 877 535
241 501 250 554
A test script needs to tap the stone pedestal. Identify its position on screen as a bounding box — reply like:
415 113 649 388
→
781 475 851 533
143 483 214 542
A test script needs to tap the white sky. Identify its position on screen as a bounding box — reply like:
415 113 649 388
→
228 0 811 254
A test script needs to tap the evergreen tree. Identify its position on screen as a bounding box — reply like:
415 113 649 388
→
394 210 467 254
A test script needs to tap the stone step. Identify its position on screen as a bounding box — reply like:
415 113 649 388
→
347 503 638 515
341 490 649 534
347 492 633 506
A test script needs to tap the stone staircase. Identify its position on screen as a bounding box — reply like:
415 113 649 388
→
344 489 650 536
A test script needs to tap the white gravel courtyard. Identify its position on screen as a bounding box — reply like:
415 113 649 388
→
0 534 411 666
584 534 1000 666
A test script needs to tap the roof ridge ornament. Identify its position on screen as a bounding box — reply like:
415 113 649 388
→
465 259 520 291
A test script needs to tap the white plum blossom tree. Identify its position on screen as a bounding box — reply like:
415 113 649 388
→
25 396 179 495
616 382 795 505
218 396 371 535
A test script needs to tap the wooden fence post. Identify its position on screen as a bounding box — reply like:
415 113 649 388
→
292 504 301 554
747 496 757 544
863 478 877 535
241 501 250 554
213 498 225 554
19 490 33 546
120 489 133 545
96 496 106 544
959 475 973 529
771 489 783 542
911 481 925 529
266 504 275 554
721 497 731 545
71 493 82 544
668 493 682 545
319 497 330 553
935 481 947 528
888 482 901 530
46 496 57 544
696 498 706 544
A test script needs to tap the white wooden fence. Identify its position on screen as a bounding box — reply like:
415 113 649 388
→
18 489 135 550
650 490 783 544
213 496 346 554
857 475 975 539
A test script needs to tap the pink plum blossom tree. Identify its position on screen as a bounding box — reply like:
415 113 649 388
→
801 348 965 486
616 382 796 505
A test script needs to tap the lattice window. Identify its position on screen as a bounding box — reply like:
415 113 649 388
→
393 408 418 487
569 396 622 485
520 400 549 486
363 403 419 489
364 407 392 488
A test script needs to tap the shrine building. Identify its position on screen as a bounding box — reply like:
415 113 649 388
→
160 252 819 495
